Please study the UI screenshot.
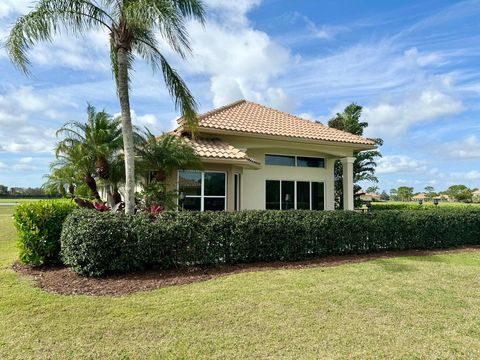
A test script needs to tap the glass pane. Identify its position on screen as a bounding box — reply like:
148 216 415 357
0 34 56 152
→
182 197 201 211
297 156 325 168
204 172 225 196
297 182 310 209
179 171 201 196
265 154 295 166
265 180 280 209
234 174 240 211
204 197 225 211
281 181 294 210
312 182 325 210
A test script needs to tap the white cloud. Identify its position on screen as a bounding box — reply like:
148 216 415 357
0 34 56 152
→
0 0 31 19
376 155 427 174
439 135 480 159
0 162 7 169
363 87 463 137
180 1 291 109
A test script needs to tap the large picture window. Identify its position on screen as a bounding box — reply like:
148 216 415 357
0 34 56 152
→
178 171 226 211
265 180 325 210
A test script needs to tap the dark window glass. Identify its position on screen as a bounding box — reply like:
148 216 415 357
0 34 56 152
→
265 154 295 166
281 181 294 210
297 156 325 168
204 172 225 196
204 197 226 211
234 174 240 211
183 197 201 211
312 182 325 210
266 180 280 209
179 171 201 196
297 182 310 209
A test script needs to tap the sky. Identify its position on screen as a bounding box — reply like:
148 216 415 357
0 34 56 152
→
0 0 479 193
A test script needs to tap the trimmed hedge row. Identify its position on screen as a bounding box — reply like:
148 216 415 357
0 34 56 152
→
372 202 480 211
13 199 78 265
61 209 480 276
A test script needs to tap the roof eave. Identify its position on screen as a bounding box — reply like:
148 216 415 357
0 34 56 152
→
199 157 262 169
193 127 377 150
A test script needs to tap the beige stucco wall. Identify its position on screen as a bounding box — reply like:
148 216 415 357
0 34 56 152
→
171 134 358 211
240 148 335 210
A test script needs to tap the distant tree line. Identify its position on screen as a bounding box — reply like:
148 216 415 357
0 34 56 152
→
0 185 58 198
365 185 479 203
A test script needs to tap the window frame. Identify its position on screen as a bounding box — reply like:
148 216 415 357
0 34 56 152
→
178 170 227 211
265 153 326 168
265 179 325 210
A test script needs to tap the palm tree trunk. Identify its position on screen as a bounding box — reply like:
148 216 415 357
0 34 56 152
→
117 47 136 214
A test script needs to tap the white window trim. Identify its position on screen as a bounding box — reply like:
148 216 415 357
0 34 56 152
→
177 170 227 211
266 179 325 210
265 153 326 168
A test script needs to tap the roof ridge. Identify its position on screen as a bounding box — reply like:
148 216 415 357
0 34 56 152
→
197 99 246 120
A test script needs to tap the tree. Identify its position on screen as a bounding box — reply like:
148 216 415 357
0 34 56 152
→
137 131 201 182
397 186 414 202
380 190 390 201
447 185 472 203
365 186 379 194
0 185 8 196
7 0 205 214
424 186 435 200
328 103 383 208
53 105 125 202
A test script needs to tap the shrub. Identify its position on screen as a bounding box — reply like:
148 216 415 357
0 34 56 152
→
372 202 480 211
61 208 480 276
13 199 77 265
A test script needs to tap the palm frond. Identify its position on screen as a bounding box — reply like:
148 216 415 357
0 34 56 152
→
6 0 114 73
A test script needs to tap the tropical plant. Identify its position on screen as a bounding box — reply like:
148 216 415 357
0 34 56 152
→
365 186 379 194
53 105 124 202
328 103 383 208
397 186 414 202
447 184 473 203
6 0 206 214
137 131 201 182
42 163 77 197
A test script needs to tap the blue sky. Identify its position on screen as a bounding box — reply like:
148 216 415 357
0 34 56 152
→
0 0 479 193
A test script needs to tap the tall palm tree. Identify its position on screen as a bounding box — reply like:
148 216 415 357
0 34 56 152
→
6 0 205 214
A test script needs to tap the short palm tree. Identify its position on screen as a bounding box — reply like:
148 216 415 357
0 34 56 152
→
56 104 123 180
42 163 77 197
137 130 200 182
54 105 124 201
6 0 206 214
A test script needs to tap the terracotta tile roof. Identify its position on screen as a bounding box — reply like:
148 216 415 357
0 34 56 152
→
180 100 375 146
184 137 260 165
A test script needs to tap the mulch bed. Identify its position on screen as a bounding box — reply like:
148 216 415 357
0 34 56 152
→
12 246 480 297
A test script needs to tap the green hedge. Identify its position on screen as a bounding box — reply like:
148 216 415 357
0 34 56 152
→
371 202 480 211
13 199 77 265
61 209 480 276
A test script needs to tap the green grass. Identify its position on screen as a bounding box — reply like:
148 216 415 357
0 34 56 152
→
0 198 44 203
1 206 480 359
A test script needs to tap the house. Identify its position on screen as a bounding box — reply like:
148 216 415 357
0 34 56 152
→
168 100 376 211
433 194 451 202
358 192 382 202
412 193 428 201
472 189 480 203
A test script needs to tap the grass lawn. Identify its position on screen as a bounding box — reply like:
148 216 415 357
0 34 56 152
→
1 206 479 359
0 198 44 203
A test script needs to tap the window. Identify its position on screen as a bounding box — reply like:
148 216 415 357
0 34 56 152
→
179 171 226 211
265 154 325 168
265 154 296 166
297 156 325 168
265 180 325 210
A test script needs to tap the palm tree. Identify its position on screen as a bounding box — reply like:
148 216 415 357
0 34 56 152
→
56 104 123 181
54 105 124 201
42 164 77 197
6 0 205 214
137 130 200 182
